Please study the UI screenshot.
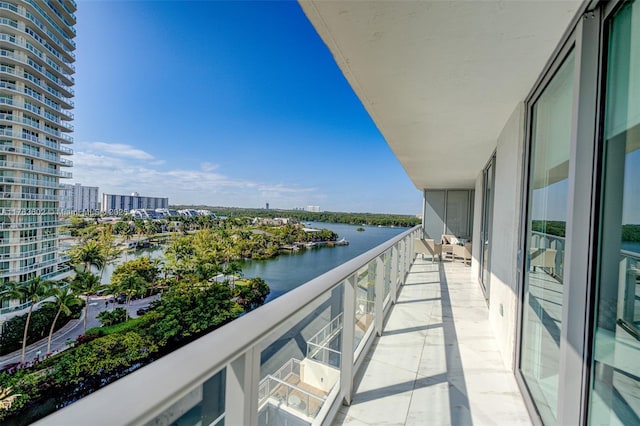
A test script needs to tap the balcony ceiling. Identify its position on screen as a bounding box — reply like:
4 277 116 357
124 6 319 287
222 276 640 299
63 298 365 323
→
300 0 582 190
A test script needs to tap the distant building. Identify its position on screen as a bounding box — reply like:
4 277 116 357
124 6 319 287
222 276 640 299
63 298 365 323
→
61 184 99 213
177 209 215 218
266 202 270 210
101 193 168 214
305 205 321 212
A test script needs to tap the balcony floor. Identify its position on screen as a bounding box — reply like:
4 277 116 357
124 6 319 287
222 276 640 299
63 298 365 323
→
334 258 531 425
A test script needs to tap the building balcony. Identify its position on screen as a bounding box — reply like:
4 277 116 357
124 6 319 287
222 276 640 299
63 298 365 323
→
0 253 70 278
0 1 76 59
40 227 530 425
0 159 72 177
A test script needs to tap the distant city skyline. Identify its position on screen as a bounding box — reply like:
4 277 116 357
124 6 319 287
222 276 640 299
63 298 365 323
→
70 1 421 215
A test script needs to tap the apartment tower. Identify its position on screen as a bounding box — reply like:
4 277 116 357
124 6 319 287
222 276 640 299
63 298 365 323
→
0 0 75 288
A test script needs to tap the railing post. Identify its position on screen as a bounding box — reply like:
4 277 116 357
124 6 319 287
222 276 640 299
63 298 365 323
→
340 275 356 406
225 345 260 426
374 255 384 336
391 245 398 304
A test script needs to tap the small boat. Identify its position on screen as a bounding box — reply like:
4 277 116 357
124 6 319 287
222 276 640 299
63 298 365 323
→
305 242 317 248
335 238 349 246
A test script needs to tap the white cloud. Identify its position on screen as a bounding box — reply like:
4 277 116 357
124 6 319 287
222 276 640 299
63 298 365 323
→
83 142 155 160
70 141 317 208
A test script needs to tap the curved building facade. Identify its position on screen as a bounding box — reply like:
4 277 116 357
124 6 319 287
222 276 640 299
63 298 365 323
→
0 0 75 287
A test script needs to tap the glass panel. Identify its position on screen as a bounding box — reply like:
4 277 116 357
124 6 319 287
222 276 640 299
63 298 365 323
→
520 49 575 424
481 157 495 292
445 190 470 238
589 2 640 424
384 248 392 300
354 262 376 351
424 190 445 240
158 368 226 426
259 284 343 424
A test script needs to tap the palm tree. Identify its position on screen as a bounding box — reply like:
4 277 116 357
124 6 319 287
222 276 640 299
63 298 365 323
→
43 287 82 354
70 239 105 274
224 262 243 287
5 278 53 364
71 271 104 333
111 274 147 320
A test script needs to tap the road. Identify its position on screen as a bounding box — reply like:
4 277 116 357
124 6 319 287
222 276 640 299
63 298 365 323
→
0 294 159 368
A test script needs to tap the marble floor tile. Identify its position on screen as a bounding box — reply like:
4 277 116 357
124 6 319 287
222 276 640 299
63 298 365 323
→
333 259 531 426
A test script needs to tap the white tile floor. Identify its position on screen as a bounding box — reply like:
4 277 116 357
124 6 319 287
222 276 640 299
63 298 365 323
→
334 258 531 425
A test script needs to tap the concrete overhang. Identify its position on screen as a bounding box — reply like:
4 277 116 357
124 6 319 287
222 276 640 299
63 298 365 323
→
299 0 583 190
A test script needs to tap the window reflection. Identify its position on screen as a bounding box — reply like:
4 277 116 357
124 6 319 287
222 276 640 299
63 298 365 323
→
520 50 575 424
590 2 640 424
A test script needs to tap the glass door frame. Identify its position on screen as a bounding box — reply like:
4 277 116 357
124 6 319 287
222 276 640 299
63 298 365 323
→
479 153 496 299
514 2 606 424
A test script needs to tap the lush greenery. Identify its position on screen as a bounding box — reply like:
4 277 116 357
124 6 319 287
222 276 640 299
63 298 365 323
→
532 221 640 242
0 298 83 357
622 224 640 242
172 206 421 227
531 220 566 237
0 223 271 422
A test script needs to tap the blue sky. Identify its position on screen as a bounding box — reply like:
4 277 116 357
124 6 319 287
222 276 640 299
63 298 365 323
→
70 1 421 215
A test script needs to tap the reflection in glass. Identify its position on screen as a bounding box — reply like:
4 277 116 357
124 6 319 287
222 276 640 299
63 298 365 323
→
590 2 640 424
520 50 575 424
259 285 343 424
167 369 226 426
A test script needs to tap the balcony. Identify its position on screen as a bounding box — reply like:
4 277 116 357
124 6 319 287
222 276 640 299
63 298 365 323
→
40 227 530 425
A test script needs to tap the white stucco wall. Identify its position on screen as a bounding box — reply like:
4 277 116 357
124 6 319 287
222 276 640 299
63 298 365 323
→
488 102 525 371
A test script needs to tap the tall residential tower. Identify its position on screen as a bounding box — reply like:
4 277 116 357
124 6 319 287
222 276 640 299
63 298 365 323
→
0 0 75 289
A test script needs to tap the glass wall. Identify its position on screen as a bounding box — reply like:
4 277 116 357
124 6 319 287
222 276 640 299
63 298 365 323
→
423 189 474 241
589 1 640 424
520 50 575 424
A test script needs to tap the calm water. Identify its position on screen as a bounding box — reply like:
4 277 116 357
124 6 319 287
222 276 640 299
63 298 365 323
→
622 241 640 255
241 222 406 302
100 223 407 302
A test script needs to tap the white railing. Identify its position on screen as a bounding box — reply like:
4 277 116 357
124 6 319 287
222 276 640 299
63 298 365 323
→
38 226 419 426
306 312 343 367
258 358 301 406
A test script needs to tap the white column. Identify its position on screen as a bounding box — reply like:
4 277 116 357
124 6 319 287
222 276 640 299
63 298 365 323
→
225 346 260 426
374 255 384 336
340 275 356 405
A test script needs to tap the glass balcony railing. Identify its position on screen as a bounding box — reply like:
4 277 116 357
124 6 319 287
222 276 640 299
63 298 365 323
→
42 226 419 425
0 160 72 177
0 254 70 278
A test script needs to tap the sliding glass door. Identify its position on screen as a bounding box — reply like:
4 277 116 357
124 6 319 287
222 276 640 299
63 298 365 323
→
520 49 575 425
589 2 640 424
480 155 495 295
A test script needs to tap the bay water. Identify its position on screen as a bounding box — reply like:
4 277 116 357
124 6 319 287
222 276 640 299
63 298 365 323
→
100 222 408 303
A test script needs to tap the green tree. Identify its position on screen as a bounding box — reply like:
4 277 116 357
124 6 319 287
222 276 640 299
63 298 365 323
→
71 271 104 333
4 278 53 364
43 287 82 355
69 239 105 274
111 274 147 319
234 277 270 311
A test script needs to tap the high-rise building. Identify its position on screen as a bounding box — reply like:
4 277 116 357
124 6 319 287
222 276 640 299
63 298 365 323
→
101 192 169 214
60 183 99 213
0 0 75 286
